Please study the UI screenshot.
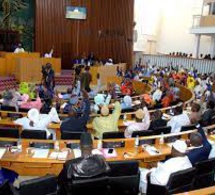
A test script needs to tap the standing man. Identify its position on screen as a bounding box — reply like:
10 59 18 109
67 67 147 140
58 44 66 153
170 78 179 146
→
80 66 92 92
45 63 55 92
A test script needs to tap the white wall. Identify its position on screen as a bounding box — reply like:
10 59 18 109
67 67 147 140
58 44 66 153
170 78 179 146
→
134 0 212 56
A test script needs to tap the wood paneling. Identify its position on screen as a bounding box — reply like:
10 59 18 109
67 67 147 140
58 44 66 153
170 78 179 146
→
35 0 134 69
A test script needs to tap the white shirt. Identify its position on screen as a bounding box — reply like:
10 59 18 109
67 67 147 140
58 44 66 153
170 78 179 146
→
152 89 162 102
139 156 192 193
14 108 60 138
14 48 25 53
124 106 150 138
167 113 190 133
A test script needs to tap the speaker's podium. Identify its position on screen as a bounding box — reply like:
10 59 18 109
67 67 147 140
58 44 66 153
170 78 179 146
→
15 57 61 83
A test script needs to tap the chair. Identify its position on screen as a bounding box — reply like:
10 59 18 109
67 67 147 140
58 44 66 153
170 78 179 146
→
61 131 83 140
0 127 19 138
107 160 140 195
19 174 57 195
193 158 215 190
103 131 125 139
153 126 171 135
65 177 108 195
0 180 14 195
21 130 47 140
181 125 196 132
0 106 16 112
146 167 196 195
131 130 154 137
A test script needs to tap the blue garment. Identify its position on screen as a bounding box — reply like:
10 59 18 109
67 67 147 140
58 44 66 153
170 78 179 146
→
187 126 212 166
0 168 18 184
61 98 90 132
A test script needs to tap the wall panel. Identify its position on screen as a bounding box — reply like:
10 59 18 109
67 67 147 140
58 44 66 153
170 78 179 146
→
35 0 134 69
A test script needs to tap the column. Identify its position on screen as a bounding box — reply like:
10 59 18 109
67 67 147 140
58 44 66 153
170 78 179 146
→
193 34 201 58
209 35 215 57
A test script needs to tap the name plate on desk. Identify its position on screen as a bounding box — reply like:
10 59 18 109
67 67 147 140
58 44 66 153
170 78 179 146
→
29 142 54 149
66 143 80 149
139 139 155 146
102 141 125 148
0 141 17 147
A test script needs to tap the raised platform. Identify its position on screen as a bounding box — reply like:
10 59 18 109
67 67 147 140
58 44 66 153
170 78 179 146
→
0 71 74 92
0 76 16 91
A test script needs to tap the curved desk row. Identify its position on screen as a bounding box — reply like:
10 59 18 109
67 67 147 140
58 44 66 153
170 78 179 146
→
0 128 214 176
176 186 215 195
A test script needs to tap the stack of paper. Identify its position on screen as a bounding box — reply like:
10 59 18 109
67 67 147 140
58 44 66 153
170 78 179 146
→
49 151 69 160
0 148 6 159
32 149 49 159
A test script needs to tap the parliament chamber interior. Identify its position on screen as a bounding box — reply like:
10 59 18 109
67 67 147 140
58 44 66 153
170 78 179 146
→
0 0 215 194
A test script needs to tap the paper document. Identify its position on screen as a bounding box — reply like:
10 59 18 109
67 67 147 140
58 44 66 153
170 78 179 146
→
92 149 103 155
49 151 69 160
0 148 6 159
73 149 82 158
102 148 117 158
32 149 49 159
58 151 68 160
48 152 59 159
143 145 161 156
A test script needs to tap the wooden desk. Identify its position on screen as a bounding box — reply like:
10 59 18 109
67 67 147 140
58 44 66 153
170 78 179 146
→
15 57 61 82
89 63 126 85
1 52 40 76
0 58 6 76
0 129 213 176
0 138 171 176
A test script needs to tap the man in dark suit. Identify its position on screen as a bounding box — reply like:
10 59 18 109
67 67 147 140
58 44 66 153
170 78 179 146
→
186 125 212 166
201 101 215 126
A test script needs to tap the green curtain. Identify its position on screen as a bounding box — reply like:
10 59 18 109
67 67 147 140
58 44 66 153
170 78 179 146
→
0 0 34 51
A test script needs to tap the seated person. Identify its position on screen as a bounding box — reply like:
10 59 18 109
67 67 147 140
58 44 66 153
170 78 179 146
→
1 89 14 106
152 87 162 102
200 101 215 126
188 102 202 123
124 106 150 138
186 125 212 166
121 78 133 96
161 93 173 108
139 140 192 194
44 47 54 58
60 91 90 132
93 93 111 113
167 106 191 133
121 95 132 110
61 95 80 114
105 58 113 66
0 167 18 185
92 101 121 139
14 43 25 53
19 95 42 111
58 132 110 194
149 110 167 130
14 107 60 139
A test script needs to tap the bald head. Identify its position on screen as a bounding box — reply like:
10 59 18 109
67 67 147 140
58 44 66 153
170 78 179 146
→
190 132 203 147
